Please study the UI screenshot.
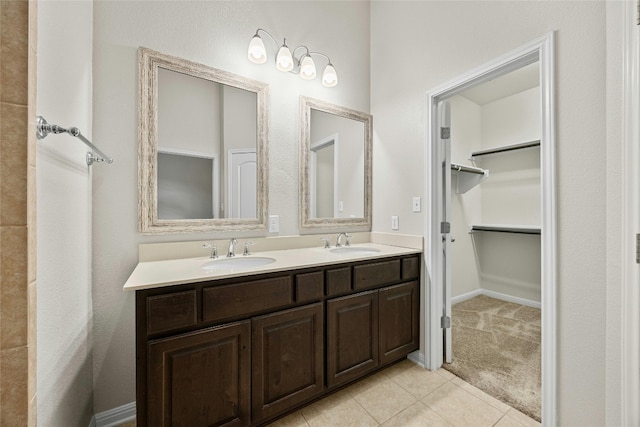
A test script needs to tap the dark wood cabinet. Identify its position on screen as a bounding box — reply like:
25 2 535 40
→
252 303 324 422
379 281 420 365
137 254 420 426
326 290 379 388
147 321 251 427
326 280 420 387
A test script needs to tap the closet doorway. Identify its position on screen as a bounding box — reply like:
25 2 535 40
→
424 33 556 426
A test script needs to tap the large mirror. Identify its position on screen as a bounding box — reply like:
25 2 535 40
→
300 97 372 229
138 47 269 233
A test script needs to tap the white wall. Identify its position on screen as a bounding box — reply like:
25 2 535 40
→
222 85 258 152
480 88 541 226
314 144 335 217
477 88 541 302
481 87 541 149
36 0 94 425
477 233 541 303
604 2 624 425
158 68 221 155
91 1 370 413
371 1 607 424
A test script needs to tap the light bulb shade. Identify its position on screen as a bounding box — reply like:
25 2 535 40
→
299 55 317 80
247 35 267 64
322 64 338 87
276 45 294 72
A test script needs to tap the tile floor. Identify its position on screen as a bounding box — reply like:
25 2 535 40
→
118 359 541 427
270 359 540 427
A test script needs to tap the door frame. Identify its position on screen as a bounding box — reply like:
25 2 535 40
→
424 32 557 426
438 101 453 364
621 1 640 423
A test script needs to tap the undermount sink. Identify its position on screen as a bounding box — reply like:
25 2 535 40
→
201 256 276 271
329 246 380 255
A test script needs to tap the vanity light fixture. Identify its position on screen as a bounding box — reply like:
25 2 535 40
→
247 28 338 87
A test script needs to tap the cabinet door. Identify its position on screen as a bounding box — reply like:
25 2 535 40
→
147 321 251 427
326 290 379 388
379 281 419 365
252 303 324 423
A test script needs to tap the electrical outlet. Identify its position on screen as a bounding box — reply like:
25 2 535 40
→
268 215 279 233
412 197 421 213
338 201 344 212
391 215 399 230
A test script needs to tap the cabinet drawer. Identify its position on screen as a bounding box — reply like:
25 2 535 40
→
295 271 324 303
203 276 292 323
402 256 420 281
146 290 197 336
353 260 401 290
326 267 351 296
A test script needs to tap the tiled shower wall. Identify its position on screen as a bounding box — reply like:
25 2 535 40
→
0 1 37 425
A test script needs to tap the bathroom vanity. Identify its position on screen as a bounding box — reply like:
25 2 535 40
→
125 244 420 426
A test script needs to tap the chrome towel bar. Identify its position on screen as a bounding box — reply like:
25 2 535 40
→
36 116 113 166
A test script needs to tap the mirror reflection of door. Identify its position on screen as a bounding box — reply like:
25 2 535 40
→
227 149 257 219
310 135 338 218
157 149 218 219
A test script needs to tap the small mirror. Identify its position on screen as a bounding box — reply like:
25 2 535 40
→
300 97 372 229
139 48 269 233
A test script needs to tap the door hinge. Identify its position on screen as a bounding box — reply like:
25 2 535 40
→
636 234 640 263
441 127 450 139
441 316 451 328
441 222 451 234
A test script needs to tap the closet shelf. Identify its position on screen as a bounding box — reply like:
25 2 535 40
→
470 140 540 158
450 163 488 194
468 224 541 235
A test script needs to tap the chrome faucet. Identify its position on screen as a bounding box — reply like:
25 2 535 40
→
202 243 218 259
243 241 255 256
336 233 351 247
227 238 238 257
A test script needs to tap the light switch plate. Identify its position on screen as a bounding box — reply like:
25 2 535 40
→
391 215 399 230
268 215 279 233
338 201 344 212
412 196 421 212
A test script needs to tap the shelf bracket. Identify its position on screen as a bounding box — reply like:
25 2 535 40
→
450 163 488 194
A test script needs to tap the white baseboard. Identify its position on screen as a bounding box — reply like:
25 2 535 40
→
89 402 136 427
452 288 541 309
451 289 483 305
407 350 425 367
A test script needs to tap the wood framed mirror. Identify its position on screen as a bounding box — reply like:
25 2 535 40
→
138 47 269 234
299 97 372 230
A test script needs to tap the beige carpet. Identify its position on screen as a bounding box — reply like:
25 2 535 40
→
444 295 541 422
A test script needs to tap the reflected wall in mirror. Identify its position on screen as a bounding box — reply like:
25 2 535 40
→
139 47 269 233
300 97 372 229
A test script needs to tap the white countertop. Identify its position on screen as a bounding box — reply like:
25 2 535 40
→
123 243 421 291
